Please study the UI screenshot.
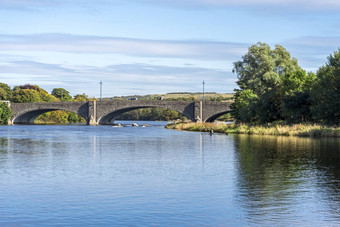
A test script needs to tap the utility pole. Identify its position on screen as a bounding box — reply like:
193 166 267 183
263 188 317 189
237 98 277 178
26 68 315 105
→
99 81 103 101
202 80 205 102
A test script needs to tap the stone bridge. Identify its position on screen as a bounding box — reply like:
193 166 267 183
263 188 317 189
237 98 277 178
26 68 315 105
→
9 100 233 125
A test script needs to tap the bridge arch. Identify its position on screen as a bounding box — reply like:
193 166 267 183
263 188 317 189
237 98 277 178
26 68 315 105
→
204 110 234 122
10 102 89 124
97 104 194 125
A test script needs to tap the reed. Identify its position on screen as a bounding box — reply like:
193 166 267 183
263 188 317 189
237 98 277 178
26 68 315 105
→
165 122 340 137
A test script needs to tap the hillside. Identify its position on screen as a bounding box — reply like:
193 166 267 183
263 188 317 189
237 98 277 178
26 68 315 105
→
105 92 234 102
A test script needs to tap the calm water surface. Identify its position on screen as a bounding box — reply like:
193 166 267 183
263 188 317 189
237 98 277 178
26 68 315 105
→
0 121 339 226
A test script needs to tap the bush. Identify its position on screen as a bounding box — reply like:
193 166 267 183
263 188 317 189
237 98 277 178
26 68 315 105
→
0 102 13 124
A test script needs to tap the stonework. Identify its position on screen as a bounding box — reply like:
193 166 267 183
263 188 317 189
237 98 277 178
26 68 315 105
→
10 100 233 125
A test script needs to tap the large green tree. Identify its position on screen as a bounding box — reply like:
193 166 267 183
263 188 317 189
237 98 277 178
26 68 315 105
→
233 42 301 97
232 43 303 123
311 49 340 125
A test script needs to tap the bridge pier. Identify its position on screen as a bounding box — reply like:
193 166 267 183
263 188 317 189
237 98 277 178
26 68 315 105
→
194 101 203 122
87 101 97 125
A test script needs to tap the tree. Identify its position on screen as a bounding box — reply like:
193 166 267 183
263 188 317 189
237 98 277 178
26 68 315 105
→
74 93 88 101
0 102 13 124
311 49 340 125
231 89 258 122
233 42 301 96
51 88 72 101
280 70 316 123
11 89 42 103
281 90 312 123
232 42 304 123
10 84 57 103
281 70 315 95
0 83 12 100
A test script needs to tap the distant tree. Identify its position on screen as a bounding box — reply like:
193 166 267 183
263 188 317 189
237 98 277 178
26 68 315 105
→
74 93 88 101
51 88 72 101
10 84 56 103
0 102 13 124
19 84 42 91
11 89 42 103
40 92 59 102
0 83 12 100
311 49 340 125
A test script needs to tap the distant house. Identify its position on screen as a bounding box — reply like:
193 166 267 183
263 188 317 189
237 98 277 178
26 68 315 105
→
128 97 138 100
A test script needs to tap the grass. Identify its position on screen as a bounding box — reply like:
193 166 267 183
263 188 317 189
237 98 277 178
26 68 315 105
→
108 92 234 101
165 122 340 137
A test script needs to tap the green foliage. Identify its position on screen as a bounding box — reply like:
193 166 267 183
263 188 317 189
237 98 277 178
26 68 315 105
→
35 111 85 124
11 89 42 103
40 92 59 102
118 108 187 121
233 42 301 96
51 88 72 101
282 70 315 95
281 90 312 123
68 112 84 123
257 90 282 123
10 84 57 103
74 93 88 101
232 42 312 123
0 102 13 124
0 83 12 100
231 89 258 122
311 49 340 125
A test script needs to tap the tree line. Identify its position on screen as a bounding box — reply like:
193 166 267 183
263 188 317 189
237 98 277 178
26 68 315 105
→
232 42 339 125
0 85 90 124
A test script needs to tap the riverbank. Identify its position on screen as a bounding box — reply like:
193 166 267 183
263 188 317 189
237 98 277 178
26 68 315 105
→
165 122 340 137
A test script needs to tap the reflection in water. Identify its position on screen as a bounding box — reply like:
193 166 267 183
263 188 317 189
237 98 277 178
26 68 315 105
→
234 135 340 225
0 124 339 226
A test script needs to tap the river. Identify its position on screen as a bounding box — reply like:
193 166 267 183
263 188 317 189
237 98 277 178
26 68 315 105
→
0 121 339 226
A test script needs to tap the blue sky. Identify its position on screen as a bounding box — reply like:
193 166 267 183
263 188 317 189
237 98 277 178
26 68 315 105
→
0 0 339 97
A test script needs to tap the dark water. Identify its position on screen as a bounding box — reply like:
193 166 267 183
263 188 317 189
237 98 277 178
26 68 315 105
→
0 121 339 226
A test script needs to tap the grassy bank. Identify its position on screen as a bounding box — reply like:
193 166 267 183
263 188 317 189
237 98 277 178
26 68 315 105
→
165 122 340 137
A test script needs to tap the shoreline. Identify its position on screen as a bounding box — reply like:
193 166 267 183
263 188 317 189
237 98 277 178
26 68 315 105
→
165 122 340 138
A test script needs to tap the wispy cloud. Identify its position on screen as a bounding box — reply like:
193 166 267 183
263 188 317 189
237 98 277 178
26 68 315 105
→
0 0 58 11
2 0 339 12
141 0 340 11
1 33 339 96
0 33 248 61
0 60 235 96
284 36 340 70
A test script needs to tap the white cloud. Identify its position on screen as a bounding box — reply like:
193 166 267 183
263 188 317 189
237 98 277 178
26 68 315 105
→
0 60 235 96
283 36 340 70
0 33 248 61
